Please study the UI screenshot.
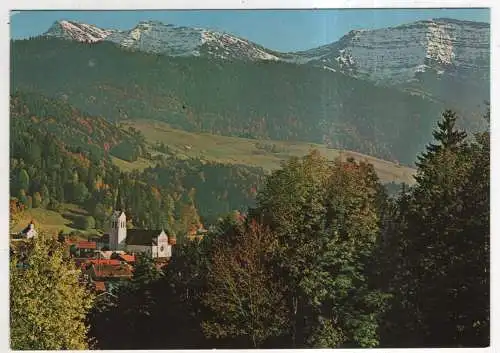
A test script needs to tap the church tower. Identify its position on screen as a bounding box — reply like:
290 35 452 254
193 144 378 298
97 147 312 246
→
109 211 127 251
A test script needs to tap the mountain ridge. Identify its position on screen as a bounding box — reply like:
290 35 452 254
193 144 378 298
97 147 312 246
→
41 17 489 71
294 17 489 84
44 19 282 61
42 17 489 53
40 17 490 111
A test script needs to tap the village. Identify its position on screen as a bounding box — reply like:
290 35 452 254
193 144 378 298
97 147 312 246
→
11 210 208 295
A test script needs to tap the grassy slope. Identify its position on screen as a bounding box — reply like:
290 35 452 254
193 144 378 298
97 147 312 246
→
11 203 101 238
121 119 416 185
110 156 155 173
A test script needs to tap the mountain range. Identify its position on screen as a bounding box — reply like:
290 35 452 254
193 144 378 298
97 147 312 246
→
43 18 489 89
44 19 283 61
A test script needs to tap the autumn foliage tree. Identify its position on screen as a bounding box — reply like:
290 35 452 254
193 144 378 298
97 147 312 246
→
10 234 94 350
202 221 289 348
255 150 389 348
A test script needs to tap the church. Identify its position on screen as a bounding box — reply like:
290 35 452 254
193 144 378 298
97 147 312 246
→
106 211 174 258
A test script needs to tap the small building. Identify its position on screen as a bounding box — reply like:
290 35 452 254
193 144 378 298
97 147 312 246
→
84 262 133 295
76 241 97 250
87 259 122 267
86 262 133 282
19 221 37 239
70 241 98 258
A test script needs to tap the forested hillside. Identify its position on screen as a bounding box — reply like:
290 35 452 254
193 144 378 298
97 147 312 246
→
11 90 417 235
10 91 146 161
10 91 267 233
11 37 456 165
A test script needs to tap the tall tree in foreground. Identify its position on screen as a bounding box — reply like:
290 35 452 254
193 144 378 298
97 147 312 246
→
256 150 389 348
10 234 94 350
381 109 489 347
450 118 489 346
202 221 289 348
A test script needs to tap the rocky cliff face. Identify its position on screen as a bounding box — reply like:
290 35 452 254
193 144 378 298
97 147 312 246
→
44 20 115 43
44 20 280 61
294 18 490 85
108 20 280 61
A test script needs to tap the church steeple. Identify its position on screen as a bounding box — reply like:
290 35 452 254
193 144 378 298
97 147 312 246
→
115 187 124 211
110 210 127 251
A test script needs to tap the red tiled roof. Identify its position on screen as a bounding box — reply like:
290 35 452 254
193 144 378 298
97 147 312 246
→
76 241 97 249
92 264 133 279
118 254 135 263
76 258 121 271
94 281 106 292
74 258 92 268
89 259 121 266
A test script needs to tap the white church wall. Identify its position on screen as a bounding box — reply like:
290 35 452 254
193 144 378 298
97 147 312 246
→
157 232 172 258
152 245 158 258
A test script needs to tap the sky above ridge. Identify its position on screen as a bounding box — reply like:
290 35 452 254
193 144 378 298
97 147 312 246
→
10 9 490 51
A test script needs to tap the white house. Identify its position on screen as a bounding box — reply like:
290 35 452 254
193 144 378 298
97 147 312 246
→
107 211 173 258
19 221 37 239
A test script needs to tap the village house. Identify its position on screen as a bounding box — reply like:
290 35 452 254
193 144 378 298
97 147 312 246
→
86 262 133 281
84 261 134 293
106 211 175 259
69 241 98 258
18 220 37 239
74 254 122 271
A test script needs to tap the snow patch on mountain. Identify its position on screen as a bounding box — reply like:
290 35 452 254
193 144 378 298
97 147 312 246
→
294 18 489 85
44 19 280 62
44 20 114 43
42 17 488 84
